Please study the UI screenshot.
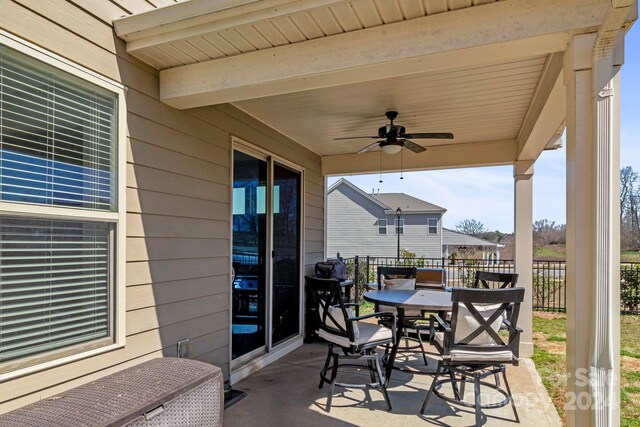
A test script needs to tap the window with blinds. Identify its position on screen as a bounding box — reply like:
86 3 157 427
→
0 42 118 367
0 45 116 211
0 217 111 363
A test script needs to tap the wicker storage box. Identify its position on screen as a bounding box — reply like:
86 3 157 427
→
0 358 223 427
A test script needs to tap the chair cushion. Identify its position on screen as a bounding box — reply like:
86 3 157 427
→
453 303 503 345
318 322 393 348
434 333 514 363
319 305 359 339
383 278 416 290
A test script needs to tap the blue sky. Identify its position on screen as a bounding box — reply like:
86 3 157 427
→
329 26 640 233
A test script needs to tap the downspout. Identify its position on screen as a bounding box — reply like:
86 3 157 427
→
590 1 633 425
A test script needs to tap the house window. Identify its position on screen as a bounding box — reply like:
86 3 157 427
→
0 37 124 373
428 218 438 235
378 219 387 235
395 219 404 235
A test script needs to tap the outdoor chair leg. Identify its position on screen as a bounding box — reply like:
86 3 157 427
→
460 375 466 399
417 332 428 365
450 371 461 401
474 374 482 426
420 361 442 414
501 367 520 423
375 353 392 411
326 353 339 412
319 345 333 389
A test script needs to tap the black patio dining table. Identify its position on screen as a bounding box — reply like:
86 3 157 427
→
363 289 453 383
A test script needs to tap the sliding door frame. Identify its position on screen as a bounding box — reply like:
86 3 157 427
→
229 136 305 380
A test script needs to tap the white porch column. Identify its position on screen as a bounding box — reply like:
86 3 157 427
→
514 160 534 357
564 30 623 426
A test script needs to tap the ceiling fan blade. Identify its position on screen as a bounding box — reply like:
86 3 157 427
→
334 136 379 140
357 141 382 154
403 132 454 139
403 140 426 153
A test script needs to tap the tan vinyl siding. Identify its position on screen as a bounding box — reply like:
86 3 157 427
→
327 184 442 258
0 0 322 413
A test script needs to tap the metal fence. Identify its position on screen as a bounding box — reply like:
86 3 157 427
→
342 256 640 314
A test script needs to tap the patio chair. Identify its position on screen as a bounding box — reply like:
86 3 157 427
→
473 271 519 289
305 276 396 412
421 287 525 426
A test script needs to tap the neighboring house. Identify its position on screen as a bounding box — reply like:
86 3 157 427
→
441 228 505 260
327 179 502 258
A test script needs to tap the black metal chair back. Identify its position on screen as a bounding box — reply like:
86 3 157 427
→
448 287 524 358
376 266 416 290
473 271 519 289
305 276 355 342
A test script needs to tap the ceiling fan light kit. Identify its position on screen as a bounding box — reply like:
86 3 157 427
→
334 111 454 155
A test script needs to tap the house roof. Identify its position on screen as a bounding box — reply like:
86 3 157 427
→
442 228 505 248
328 178 446 214
371 193 446 214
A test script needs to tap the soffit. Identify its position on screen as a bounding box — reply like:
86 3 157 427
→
118 0 501 69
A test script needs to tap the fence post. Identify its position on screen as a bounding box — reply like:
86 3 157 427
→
441 256 445 269
366 256 370 284
354 255 360 304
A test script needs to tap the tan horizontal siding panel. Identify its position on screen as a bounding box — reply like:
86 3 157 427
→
126 89 231 144
306 217 324 231
126 188 228 220
13 0 120 54
127 213 229 239
127 139 229 184
126 257 228 286
67 0 129 25
127 276 228 311
127 295 228 335
127 237 228 262
127 114 229 167
127 163 228 202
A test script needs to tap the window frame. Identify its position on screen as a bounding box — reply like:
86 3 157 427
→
428 218 438 235
377 219 387 235
0 30 127 381
394 218 404 235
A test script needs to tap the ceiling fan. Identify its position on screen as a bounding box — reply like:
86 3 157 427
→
334 111 454 155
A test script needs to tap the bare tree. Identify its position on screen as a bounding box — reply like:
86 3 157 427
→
620 166 640 249
455 219 487 236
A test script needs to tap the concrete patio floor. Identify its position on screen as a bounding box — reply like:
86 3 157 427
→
224 342 562 427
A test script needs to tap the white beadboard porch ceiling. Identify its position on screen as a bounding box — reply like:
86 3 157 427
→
118 0 501 69
114 0 606 164
234 55 547 156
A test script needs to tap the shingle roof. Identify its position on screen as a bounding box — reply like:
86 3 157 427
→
371 193 446 213
442 228 504 247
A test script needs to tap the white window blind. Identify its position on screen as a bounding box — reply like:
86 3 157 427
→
0 217 111 363
378 219 387 235
0 46 117 211
0 42 118 366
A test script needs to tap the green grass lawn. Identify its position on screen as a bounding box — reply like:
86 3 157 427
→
622 250 640 263
532 312 640 426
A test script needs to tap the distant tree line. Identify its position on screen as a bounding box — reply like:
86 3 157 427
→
452 166 640 251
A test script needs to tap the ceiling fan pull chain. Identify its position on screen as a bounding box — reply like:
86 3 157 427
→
400 149 404 180
379 150 383 183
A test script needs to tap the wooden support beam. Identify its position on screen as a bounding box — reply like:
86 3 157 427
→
158 0 611 108
516 53 565 160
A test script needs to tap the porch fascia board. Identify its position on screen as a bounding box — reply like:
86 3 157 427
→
114 0 347 47
157 0 612 109
321 139 516 176
516 52 566 160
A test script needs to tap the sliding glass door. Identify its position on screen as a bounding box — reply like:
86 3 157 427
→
231 149 302 362
271 163 301 345
232 151 267 360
